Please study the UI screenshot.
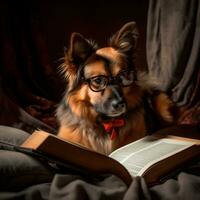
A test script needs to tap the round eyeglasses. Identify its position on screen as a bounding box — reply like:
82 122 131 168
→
84 70 135 92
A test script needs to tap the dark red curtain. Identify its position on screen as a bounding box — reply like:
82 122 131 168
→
0 1 63 132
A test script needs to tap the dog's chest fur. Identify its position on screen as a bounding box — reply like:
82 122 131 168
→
52 21 175 155
57 103 147 155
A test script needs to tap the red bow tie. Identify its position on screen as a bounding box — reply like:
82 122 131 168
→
102 118 125 140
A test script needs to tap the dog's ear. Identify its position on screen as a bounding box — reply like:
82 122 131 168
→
61 32 97 84
68 32 97 66
109 22 139 53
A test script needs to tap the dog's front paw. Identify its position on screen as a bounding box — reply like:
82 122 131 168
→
152 92 176 123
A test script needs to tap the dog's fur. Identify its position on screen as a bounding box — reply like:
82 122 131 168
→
38 22 175 155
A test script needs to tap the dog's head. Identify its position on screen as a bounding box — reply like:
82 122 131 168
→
60 22 152 122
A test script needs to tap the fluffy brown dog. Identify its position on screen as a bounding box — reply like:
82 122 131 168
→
53 21 175 155
37 22 175 155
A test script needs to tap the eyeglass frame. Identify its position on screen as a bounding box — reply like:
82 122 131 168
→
82 69 136 92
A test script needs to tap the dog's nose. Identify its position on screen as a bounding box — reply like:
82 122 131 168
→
111 100 126 110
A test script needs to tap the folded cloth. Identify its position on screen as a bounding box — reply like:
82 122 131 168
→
0 126 53 191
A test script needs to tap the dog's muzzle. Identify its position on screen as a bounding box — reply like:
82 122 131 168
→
111 99 126 111
94 98 126 117
94 85 127 117
108 99 126 117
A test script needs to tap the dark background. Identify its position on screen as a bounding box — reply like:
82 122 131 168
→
0 0 148 100
0 0 148 130
36 0 148 67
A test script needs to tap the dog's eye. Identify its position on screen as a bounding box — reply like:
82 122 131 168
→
118 70 135 86
93 77 104 84
89 76 107 91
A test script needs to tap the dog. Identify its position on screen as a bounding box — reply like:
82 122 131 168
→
38 22 175 155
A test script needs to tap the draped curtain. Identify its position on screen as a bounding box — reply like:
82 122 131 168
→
0 1 61 132
146 0 200 124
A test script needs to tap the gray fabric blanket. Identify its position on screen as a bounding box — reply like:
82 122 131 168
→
1 173 200 200
0 126 200 200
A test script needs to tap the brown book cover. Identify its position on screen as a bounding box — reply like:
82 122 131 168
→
20 131 200 186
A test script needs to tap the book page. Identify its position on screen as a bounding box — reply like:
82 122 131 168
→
109 136 194 177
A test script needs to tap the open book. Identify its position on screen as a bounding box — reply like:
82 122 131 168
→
19 131 200 186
